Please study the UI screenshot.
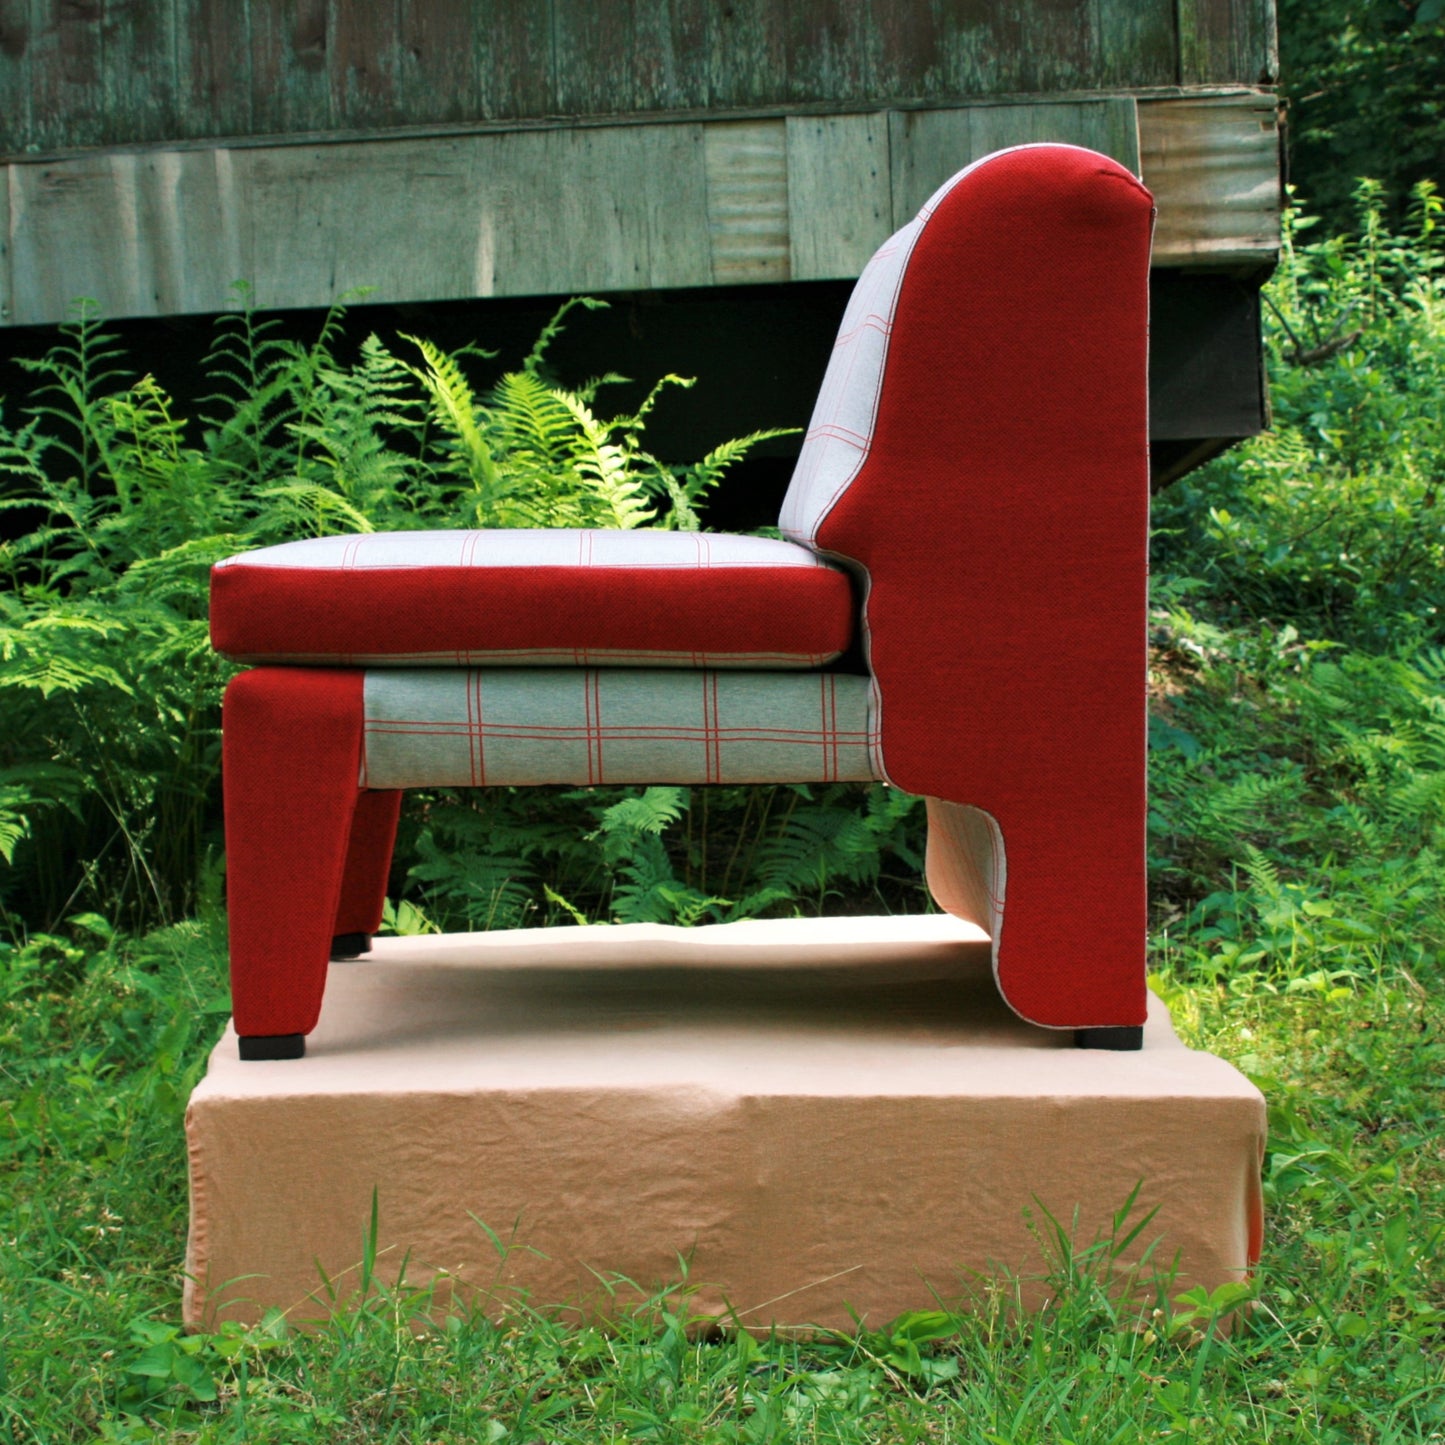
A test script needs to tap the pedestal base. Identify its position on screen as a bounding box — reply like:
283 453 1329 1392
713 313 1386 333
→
184 916 1264 1330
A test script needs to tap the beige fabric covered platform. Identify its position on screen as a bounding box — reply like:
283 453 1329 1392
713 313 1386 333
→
184 916 1265 1331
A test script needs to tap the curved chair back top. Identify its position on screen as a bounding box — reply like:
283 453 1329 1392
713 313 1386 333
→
780 142 1153 557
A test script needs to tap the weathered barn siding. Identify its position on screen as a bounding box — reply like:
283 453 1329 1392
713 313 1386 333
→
0 0 1276 156
0 94 1279 327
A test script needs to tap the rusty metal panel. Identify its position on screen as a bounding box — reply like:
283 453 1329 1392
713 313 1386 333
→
786 112 890 281
1177 0 1278 86
704 120 790 284
1139 93 1279 265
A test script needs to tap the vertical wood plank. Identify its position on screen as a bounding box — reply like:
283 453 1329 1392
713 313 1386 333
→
25 0 105 151
868 0 943 104
888 99 1139 226
0 0 33 151
249 0 332 135
327 0 401 130
1177 0 1277 86
1095 0 1176 89
102 0 178 144
176 0 251 138
0 166 12 325
1005 0 1096 94
551 0 703 117
781 0 872 107
472 0 552 121
483 123 714 294
704 119 789 284
697 0 785 110
9 154 132 321
235 123 714 311
133 146 244 313
786 112 890 280
395 0 478 125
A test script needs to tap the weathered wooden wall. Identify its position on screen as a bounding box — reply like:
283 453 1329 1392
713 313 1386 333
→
0 93 1280 328
0 0 1276 156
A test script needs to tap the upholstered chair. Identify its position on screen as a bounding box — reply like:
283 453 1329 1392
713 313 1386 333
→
209 143 1155 1060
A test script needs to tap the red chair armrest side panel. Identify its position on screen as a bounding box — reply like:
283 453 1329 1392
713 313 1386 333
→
816 147 1154 1029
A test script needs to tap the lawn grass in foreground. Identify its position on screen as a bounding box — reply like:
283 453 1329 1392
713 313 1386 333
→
1 897 1441 1444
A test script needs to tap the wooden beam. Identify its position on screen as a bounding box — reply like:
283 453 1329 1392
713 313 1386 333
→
786 112 890 282
0 94 1280 327
0 166 10 325
887 97 1140 227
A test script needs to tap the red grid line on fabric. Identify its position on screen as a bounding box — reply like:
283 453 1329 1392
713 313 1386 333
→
704 673 720 783
468 669 485 785
585 669 603 784
830 314 894 349
822 673 837 780
362 723 880 743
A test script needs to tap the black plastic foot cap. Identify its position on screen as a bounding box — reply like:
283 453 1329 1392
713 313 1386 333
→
330 932 372 960
238 1033 306 1061
1075 1026 1144 1051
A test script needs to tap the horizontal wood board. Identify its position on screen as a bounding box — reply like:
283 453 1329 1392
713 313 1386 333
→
0 95 1280 328
0 0 1276 155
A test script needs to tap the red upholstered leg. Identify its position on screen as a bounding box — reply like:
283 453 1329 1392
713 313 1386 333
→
925 794 1147 1035
222 668 366 1052
332 789 402 952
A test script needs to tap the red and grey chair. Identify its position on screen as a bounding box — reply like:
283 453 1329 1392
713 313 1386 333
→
209 144 1155 1060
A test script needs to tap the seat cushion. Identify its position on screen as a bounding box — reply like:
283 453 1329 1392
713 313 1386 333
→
210 529 855 668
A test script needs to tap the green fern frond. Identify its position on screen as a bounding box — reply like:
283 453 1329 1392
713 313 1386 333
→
523 297 608 377
404 334 499 499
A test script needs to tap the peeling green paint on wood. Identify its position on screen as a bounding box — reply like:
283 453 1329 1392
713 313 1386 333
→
0 0 1276 156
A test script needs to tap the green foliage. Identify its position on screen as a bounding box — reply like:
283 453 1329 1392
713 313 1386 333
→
1153 181 1445 648
401 781 925 933
1279 0 1445 233
0 299 797 931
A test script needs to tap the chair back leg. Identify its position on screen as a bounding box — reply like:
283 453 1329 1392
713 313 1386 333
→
333 788 402 952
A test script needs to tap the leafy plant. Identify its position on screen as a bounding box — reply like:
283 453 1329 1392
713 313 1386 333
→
0 299 794 932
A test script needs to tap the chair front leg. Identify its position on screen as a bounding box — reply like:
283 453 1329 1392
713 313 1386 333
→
222 668 367 1058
